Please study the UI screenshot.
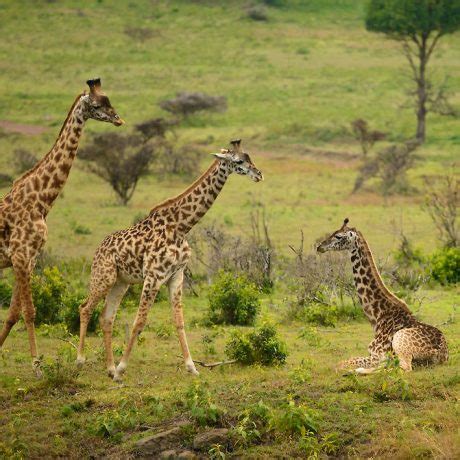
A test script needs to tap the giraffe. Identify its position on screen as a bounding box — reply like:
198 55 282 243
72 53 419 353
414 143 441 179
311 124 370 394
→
77 139 263 381
0 79 124 376
316 218 448 374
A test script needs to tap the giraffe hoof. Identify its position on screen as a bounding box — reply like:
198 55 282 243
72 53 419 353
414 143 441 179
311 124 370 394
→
112 372 123 383
76 357 86 369
107 367 116 378
186 363 199 376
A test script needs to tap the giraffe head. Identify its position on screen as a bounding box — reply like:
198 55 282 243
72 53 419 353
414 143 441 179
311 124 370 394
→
213 139 263 182
317 218 358 253
81 78 124 126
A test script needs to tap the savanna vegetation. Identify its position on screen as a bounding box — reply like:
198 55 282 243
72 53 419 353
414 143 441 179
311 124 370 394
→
0 1 459 458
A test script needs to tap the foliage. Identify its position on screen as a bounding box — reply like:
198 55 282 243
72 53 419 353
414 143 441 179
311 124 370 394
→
184 382 225 427
207 271 260 326
225 324 288 366
0 279 12 308
246 6 268 21
366 0 460 141
430 247 460 284
61 293 99 334
372 359 413 402
273 399 318 435
159 91 227 119
423 172 459 248
41 347 80 390
32 266 67 326
79 132 157 205
234 401 273 446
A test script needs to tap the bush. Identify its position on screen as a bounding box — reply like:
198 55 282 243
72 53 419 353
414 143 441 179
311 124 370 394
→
0 280 12 308
207 271 260 326
225 324 288 366
13 148 38 174
159 92 227 119
184 382 225 427
61 293 100 334
246 6 268 21
32 266 67 326
430 247 460 285
273 399 318 436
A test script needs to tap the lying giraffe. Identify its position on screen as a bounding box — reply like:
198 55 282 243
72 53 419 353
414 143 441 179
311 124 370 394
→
317 219 448 374
77 139 263 381
0 79 123 375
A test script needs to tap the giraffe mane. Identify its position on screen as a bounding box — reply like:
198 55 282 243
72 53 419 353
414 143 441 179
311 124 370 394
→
148 159 220 215
356 230 413 314
12 93 84 188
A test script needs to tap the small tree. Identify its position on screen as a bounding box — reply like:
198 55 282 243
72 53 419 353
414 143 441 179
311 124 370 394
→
159 91 227 119
79 132 156 205
423 171 459 248
366 0 460 142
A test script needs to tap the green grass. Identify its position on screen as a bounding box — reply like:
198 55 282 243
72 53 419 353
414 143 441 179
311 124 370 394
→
0 0 459 457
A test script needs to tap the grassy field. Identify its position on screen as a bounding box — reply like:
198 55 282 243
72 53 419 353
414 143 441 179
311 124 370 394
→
0 0 459 458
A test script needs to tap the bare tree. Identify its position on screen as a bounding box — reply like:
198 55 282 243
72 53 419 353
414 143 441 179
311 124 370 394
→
351 119 386 157
79 132 157 205
423 171 459 248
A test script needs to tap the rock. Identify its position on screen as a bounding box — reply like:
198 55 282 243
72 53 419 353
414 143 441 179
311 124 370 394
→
159 449 197 459
135 425 187 456
159 449 178 459
192 428 230 451
177 451 198 459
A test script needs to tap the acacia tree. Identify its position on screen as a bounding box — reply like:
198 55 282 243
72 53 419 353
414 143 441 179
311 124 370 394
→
366 0 460 142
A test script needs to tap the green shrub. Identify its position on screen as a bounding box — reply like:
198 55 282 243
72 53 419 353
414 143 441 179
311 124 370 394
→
0 280 12 308
184 382 225 427
430 247 460 285
273 399 318 436
32 266 67 326
207 271 260 326
235 401 273 446
225 324 288 366
302 304 338 327
61 293 100 334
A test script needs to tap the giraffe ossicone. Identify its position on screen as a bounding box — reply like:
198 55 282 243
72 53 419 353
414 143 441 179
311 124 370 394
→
317 218 448 374
0 79 123 376
76 140 263 381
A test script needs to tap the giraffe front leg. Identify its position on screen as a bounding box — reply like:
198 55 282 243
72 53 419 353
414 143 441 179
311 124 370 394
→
13 263 41 377
337 355 383 375
113 277 159 382
168 269 198 376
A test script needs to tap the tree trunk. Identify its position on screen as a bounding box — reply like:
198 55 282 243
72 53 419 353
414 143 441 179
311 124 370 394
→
416 35 428 143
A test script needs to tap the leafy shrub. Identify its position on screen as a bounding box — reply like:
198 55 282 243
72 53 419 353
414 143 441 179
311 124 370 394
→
0 280 12 308
184 382 225 427
273 399 318 436
159 91 227 119
61 293 100 335
41 347 80 390
234 401 273 446
247 6 268 21
32 266 66 326
430 247 460 284
371 360 412 402
225 324 288 366
207 271 260 326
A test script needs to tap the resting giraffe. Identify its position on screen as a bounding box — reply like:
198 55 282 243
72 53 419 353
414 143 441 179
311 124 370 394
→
317 218 448 374
77 139 263 381
0 79 123 376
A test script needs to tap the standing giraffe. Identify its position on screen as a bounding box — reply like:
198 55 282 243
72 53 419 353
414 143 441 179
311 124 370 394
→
77 139 263 381
317 219 448 373
0 79 124 376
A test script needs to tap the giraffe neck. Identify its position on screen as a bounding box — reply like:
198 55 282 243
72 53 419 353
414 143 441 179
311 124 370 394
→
350 231 413 326
151 159 232 235
13 95 87 216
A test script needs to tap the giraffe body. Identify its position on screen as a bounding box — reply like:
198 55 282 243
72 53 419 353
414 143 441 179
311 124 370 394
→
77 140 263 381
317 219 448 373
0 79 123 375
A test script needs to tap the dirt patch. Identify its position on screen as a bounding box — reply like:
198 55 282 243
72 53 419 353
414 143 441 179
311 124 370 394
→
0 120 47 136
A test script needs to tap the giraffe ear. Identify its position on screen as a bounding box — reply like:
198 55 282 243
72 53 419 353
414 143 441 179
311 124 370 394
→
213 152 233 160
86 78 102 94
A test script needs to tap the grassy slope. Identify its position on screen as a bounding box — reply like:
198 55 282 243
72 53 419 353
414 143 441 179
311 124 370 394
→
0 0 459 458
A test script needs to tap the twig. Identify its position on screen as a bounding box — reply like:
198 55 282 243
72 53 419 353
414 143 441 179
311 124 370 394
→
176 356 238 369
57 337 78 350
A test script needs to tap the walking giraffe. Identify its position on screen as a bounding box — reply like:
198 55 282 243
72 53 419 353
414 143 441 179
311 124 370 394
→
317 218 448 374
0 79 123 376
77 139 263 381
